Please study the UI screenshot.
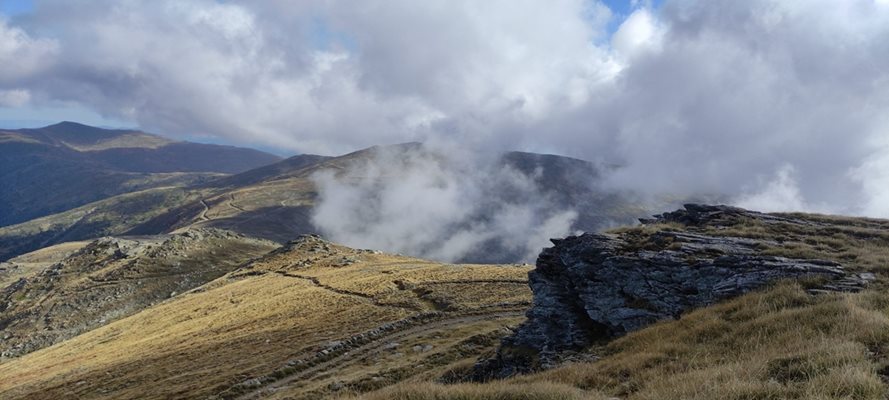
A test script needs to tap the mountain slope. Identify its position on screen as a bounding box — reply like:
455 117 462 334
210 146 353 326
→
3 206 889 399
0 229 278 360
0 186 212 261
130 144 652 262
15 122 281 173
363 205 889 400
0 235 530 400
2 142 653 263
0 122 280 227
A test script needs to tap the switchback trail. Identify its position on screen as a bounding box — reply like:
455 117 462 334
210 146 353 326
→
196 199 211 221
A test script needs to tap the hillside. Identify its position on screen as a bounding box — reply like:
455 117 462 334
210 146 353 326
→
0 235 531 399
362 205 889 400
130 143 651 262
0 229 278 360
1 143 652 263
3 206 889 399
0 122 280 227
0 186 214 261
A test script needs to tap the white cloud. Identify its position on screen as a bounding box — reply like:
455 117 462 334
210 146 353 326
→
0 18 57 84
310 144 578 263
612 8 663 59
735 165 829 213
849 136 889 218
2 0 889 218
0 89 30 107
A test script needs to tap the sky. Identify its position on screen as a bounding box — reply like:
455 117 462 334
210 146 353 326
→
2 0 889 219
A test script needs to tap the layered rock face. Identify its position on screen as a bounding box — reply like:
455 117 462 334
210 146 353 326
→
473 204 874 379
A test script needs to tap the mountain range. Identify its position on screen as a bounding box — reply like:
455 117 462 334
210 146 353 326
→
0 123 652 263
2 122 884 400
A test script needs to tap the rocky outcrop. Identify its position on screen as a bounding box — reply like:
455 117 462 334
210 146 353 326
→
473 204 874 379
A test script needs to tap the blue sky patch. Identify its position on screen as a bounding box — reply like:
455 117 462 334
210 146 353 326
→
0 0 33 17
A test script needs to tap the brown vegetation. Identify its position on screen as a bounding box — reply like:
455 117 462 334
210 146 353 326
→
0 236 531 400
356 211 889 400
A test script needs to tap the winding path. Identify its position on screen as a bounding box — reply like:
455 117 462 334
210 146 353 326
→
196 199 211 222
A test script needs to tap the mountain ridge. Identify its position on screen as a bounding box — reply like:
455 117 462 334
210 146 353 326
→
0 122 281 227
1 140 654 263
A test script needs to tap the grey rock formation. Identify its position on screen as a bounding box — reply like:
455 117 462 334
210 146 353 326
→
473 204 874 380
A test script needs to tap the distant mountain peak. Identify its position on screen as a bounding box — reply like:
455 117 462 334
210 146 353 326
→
34 120 144 147
47 120 96 129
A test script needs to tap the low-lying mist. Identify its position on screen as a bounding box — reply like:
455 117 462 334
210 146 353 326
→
309 143 642 263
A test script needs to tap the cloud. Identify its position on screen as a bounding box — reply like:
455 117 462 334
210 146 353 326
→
2 0 889 219
611 8 664 59
0 17 56 84
850 139 889 218
0 88 30 107
310 144 579 263
735 164 829 213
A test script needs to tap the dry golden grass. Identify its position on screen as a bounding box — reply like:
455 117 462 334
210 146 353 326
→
358 381 609 400
671 213 889 274
0 238 531 400
360 211 889 399
368 284 889 400
9 210 889 399
530 283 889 399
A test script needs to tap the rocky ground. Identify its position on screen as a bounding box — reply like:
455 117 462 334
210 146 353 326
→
0 229 277 360
474 204 877 379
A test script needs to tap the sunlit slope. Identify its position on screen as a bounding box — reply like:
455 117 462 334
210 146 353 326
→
0 229 278 360
0 186 214 261
128 148 388 242
0 236 531 400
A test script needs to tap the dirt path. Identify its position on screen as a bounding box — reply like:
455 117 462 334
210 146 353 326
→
274 271 412 311
198 199 210 221
233 309 525 400
421 279 528 285
196 199 211 222
228 194 247 212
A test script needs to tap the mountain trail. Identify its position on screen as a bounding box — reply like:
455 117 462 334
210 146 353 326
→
230 309 525 400
197 199 211 221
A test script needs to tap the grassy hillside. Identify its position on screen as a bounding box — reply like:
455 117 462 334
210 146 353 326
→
0 229 278 360
0 186 214 261
3 209 889 399
356 210 889 400
0 235 531 400
0 241 90 288
360 283 889 400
